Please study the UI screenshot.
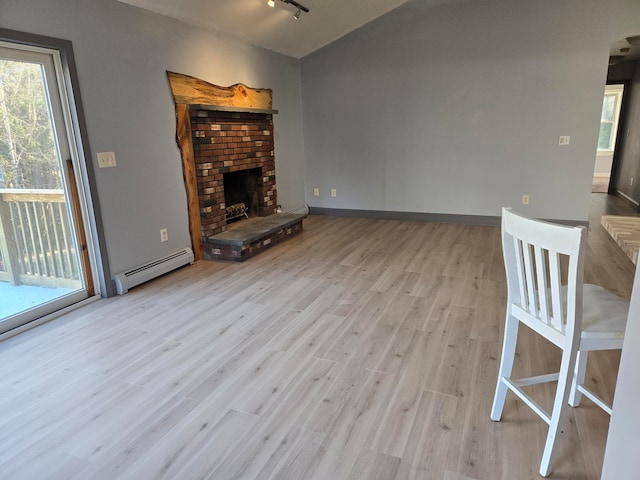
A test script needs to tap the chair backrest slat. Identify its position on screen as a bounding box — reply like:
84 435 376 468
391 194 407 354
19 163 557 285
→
512 237 529 311
548 249 564 331
501 208 586 336
522 241 538 317
534 246 549 323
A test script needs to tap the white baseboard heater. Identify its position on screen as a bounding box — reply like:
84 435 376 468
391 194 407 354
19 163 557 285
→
114 247 194 295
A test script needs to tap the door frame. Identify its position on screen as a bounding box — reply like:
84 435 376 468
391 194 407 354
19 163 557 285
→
0 28 113 332
607 79 631 198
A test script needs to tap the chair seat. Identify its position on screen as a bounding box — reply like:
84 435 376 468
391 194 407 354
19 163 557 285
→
581 284 628 339
517 285 628 341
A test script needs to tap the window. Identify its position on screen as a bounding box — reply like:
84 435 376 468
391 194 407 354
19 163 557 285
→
597 85 624 153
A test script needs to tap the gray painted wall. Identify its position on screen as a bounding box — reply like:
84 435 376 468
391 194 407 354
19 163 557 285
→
613 61 640 203
0 0 305 284
301 0 624 222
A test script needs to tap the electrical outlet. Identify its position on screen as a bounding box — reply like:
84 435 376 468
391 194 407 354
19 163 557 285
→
313 187 319 197
97 151 117 168
160 228 168 242
330 188 337 198
558 136 570 146
522 195 530 205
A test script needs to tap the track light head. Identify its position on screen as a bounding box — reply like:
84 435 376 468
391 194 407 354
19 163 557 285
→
294 9 301 19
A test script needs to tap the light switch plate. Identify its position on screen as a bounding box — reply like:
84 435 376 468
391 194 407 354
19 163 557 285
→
97 151 117 168
558 136 570 146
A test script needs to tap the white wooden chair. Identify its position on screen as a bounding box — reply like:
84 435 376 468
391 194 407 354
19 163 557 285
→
490 207 629 477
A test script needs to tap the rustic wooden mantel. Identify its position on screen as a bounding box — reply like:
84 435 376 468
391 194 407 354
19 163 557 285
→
167 71 276 261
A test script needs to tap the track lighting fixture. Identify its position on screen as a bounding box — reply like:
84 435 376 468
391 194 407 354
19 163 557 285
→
267 0 309 18
266 0 310 19
282 0 309 13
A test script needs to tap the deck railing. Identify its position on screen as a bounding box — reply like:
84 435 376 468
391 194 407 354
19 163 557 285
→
0 189 81 288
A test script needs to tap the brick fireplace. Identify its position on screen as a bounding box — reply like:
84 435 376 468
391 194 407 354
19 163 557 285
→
168 71 304 262
190 109 277 239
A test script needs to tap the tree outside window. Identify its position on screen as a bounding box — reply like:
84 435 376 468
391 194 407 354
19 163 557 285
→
0 59 60 190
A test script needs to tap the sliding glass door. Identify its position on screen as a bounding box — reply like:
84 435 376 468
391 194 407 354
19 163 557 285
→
0 43 92 334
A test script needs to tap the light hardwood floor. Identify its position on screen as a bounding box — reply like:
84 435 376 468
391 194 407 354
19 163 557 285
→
0 195 636 480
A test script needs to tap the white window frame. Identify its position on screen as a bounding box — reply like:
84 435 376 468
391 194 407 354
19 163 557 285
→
597 84 624 156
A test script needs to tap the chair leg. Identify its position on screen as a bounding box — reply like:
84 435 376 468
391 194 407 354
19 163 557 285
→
539 346 578 477
491 313 519 421
569 351 587 407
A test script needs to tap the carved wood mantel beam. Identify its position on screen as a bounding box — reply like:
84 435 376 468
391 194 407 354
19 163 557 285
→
167 71 273 110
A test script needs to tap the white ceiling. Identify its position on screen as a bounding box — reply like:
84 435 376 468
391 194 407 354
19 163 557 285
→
119 0 640 64
118 0 409 58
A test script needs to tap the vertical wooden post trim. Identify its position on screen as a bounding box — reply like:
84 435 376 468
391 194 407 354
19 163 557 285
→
66 160 94 296
0 195 21 285
176 103 203 261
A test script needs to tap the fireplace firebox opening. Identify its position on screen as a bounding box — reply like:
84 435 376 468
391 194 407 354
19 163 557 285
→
223 167 261 223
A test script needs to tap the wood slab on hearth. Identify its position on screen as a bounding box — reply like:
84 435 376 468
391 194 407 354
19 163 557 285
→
204 213 304 262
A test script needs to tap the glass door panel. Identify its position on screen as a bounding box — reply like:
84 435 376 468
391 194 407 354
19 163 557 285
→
0 45 89 334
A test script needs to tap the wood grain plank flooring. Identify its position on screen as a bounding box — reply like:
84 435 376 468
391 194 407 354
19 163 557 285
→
0 194 635 479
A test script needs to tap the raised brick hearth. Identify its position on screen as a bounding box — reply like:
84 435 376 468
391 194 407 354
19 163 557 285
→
206 213 304 262
190 109 277 247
